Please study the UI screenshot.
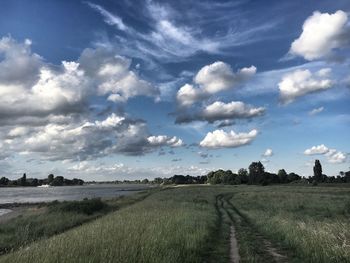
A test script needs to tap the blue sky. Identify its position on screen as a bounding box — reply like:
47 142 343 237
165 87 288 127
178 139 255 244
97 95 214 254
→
0 0 349 180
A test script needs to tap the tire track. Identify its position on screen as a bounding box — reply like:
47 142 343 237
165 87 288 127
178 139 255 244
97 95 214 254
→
223 194 289 263
216 194 240 263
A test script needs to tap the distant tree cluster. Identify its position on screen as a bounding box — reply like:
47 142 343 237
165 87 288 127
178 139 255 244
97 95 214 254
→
152 175 207 185
0 173 84 187
205 164 301 186
151 159 350 186
312 159 350 184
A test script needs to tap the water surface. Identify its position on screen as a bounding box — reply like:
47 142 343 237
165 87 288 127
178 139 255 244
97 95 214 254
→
0 184 150 204
0 209 12 216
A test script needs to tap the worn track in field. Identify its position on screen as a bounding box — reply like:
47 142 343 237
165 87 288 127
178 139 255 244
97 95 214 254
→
215 194 289 263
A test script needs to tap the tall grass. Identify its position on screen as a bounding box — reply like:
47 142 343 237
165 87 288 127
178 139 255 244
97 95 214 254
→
0 190 151 255
231 185 350 262
1 185 349 263
0 187 222 263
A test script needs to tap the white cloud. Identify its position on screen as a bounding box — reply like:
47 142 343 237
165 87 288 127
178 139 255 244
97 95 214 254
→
0 57 91 119
194 61 256 94
176 61 256 107
290 10 349 60
304 144 347 164
79 48 159 102
0 36 42 86
87 1 279 65
0 112 183 161
0 37 69 120
86 2 128 31
176 84 208 107
309 106 324 116
263 148 273 157
0 37 158 122
304 144 329 155
176 100 265 124
7 127 30 137
202 101 264 122
278 68 333 104
147 135 184 147
326 150 346 163
200 129 258 148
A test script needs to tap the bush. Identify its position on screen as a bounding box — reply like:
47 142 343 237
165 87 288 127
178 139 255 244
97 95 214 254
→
49 198 108 215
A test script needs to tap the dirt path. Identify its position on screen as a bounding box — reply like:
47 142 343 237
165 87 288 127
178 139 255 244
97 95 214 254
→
214 194 290 263
229 225 240 263
223 195 289 263
215 195 240 263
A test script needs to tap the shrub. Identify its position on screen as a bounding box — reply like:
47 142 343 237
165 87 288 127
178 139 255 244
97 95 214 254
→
49 198 108 215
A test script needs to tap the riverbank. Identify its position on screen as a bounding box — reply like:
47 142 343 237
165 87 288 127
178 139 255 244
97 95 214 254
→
0 185 349 262
0 184 152 204
0 188 156 255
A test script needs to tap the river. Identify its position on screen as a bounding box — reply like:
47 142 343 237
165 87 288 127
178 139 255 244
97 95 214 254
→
0 184 151 205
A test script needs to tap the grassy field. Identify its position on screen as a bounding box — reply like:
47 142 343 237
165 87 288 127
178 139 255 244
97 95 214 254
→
0 190 152 255
0 185 349 263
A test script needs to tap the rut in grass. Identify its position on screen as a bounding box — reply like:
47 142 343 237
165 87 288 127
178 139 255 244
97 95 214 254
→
215 195 240 263
221 194 289 263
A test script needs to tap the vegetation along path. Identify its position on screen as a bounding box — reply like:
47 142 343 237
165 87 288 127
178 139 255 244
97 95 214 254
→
216 193 289 263
1 185 349 262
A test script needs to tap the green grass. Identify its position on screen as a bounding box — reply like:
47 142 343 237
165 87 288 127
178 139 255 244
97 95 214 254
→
0 185 349 263
0 190 152 255
231 185 350 263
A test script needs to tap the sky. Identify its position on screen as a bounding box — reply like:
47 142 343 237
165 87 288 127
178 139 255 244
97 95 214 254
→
0 0 349 181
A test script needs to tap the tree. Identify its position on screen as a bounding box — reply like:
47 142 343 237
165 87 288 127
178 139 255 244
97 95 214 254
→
48 174 54 184
141 179 149 184
238 168 248 177
51 176 64 186
153 177 163 184
31 178 39 186
20 173 27 186
345 171 350 183
0 177 9 186
313 160 322 182
248 162 265 184
288 172 301 183
237 168 248 184
278 169 288 183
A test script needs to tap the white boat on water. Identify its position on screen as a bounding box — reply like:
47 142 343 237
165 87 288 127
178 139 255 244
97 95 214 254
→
37 184 51 188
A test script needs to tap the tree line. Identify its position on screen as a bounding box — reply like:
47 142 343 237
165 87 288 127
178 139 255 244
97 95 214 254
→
0 173 84 187
153 160 350 185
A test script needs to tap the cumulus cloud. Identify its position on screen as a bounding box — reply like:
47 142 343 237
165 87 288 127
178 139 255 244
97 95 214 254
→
304 144 347 163
79 47 159 102
262 148 273 157
0 36 42 86
0 113 184 161
176 84 209 107
175 101 265 124
194 62 256 94
308 106 324 116
0 37 92 120
199 129 258 148
147 135 184 147
278 68 333 104
290 10 349 60
326 150 347 164
304 144 329 155
176 61 256 107
0 37 158 124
